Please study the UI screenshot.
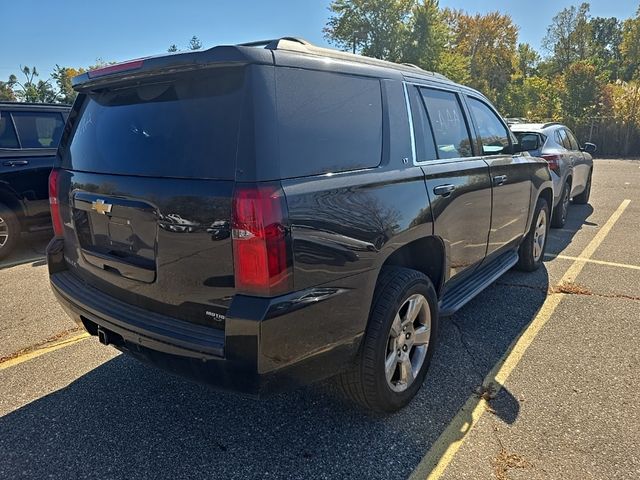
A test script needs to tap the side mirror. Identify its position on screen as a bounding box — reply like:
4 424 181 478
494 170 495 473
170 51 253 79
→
509 142 524 154
581 142 597 154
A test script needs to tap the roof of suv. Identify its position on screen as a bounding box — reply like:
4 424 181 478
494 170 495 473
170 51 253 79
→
72 37 469 93
0 101 71 111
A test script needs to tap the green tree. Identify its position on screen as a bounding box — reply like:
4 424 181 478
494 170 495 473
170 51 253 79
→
621 7 640 80
610 80 640 154
188 35 202 50
167 44 179 53
402 0 448 71
516 43 540 77
443 9 517 102
561 60 600 122
12 66 57 103
589 16 622 79
0 76 17 101
542 2 592 72
51 65 85 104
324 0 414 61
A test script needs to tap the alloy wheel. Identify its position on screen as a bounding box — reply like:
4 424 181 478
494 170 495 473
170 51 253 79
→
533 208 547 261
385 293 431 392
0 216 8 248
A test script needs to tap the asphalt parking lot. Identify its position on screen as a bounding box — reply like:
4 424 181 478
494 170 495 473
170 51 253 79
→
1 159 638 480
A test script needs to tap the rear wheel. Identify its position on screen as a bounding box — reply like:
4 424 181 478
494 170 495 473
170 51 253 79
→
551 180 570 228
0 202 20 260
516 196 549 272
337 267 438 412
573 171 592 205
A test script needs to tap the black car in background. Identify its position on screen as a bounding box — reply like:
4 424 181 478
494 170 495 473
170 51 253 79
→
0 102 70 258
47 38 553 412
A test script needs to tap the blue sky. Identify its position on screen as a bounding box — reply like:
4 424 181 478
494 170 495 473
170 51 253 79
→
1 0 637 81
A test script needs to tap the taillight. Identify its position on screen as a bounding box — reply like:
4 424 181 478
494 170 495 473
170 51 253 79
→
542 154 561 174
232 183 293 296
48 169 64 237
87 59 144 78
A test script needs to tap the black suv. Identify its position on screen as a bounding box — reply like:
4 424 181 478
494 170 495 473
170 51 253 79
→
0 102 70 258
47 38 553 412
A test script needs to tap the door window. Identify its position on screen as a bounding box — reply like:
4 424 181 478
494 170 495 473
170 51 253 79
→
467 97 510 155
12 112 65 148
564 128 580 151
407 86 437 162
0 112 19 148
419 88 473 159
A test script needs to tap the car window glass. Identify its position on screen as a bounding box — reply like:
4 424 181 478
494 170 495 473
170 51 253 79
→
0 112 19 148
407 86 437 162
556 128 571 150
564 129 580 150
276 68 383 177
419 88 473 159
11 112 65 148
64 68 244 179
515 132 539 151
467 97 510 155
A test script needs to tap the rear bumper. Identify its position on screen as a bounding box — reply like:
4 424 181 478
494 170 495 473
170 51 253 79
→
47 238 369 395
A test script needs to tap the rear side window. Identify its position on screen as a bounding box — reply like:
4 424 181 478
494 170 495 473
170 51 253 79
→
275 68 382 177
11 111 65 148
62 68 244 179
0 112 19 148
556 129 571 150
467 97 510 155
419 88 473 158
564 128 580 150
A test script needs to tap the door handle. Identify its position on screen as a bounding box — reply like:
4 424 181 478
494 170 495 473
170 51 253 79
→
3 160 29 166
493 175 507 186
433 184 456 196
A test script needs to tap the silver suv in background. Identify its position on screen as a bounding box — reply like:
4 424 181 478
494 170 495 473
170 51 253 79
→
511 122 596 228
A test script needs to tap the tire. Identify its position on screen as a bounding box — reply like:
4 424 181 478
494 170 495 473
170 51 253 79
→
337 267 439 413
551 180 570 228
573 170 592 205
516 196 550 272
0 202 20 260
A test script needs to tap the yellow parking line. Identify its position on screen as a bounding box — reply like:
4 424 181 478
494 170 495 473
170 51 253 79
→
544 253 640 271
410 199 631 480
0 332 90 371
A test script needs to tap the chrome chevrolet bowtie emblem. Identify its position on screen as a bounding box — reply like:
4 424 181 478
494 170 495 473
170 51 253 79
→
91 199 113 215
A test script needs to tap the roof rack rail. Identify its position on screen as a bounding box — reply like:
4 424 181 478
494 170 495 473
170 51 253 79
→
237 37 310 48
401 63 423 70
234 37 451 81
541 122 562 129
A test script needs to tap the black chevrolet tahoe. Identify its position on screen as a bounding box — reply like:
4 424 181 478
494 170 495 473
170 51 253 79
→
0 102 69 258
47 38 553 412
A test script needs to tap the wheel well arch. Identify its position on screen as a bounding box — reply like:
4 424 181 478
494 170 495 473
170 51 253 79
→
0 187 25 224
538 187 553 212
380 236 446 297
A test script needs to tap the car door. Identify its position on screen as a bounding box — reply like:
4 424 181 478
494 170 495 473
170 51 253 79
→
8 111 64 221
464 95 532 257
563 128 588 195
406 84 492 284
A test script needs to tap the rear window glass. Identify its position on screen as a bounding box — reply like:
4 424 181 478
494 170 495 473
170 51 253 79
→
11 111 65 148
62 68 244 179
0 112 19 148
276 68 382 177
